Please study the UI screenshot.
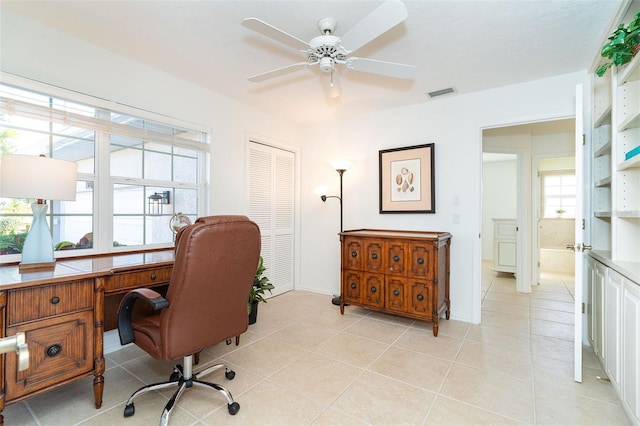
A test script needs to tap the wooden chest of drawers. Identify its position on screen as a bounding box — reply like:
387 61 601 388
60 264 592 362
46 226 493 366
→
339 229 451 336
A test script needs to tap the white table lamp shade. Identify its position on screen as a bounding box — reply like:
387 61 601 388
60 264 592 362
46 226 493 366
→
0 154 77 201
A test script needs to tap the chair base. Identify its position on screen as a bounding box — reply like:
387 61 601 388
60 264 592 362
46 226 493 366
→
123 354 239 425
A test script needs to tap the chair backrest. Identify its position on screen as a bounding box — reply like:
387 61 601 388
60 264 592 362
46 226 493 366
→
160 215 261 359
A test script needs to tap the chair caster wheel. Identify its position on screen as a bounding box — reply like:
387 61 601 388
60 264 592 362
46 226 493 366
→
225 369 236 380
169 365 182 381
228 401 240 415
124 403 135 417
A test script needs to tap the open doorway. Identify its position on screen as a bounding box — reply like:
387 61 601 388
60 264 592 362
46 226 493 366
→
482 118 576 293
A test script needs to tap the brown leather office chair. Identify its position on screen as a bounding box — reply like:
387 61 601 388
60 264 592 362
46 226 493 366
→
117 215 260 425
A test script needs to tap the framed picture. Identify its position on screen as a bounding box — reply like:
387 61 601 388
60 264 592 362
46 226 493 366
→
379 143 435 213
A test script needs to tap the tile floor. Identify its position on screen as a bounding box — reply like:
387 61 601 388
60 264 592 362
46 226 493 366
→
2 263 631 425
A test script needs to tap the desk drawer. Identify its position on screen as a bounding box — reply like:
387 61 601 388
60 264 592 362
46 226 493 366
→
7 279 94 326
106 266 172 292
5 310 94 400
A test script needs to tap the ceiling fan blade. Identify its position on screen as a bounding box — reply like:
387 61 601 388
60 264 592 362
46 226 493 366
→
338 0 408 54
345 57 415 79
322 72 341 98
242 18 310 51
247 62 310 82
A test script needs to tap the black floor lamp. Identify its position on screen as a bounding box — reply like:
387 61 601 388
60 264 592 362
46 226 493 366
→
317 161 350 306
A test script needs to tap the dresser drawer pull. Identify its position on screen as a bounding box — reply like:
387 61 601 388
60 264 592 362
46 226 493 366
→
150 273 157 280
46 344 62 358
350 283 357 289
393 289 400 296
51 296 60 305
416 293 424 301
370 286 377 293
417 258 424 265
393 255 400 262
371 253 377 260
351 251 357 258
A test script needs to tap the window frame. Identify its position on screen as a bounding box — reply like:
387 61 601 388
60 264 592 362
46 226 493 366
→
0 73 210 263
540 170 576 219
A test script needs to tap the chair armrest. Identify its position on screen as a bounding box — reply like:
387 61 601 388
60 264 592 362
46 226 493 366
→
117 288 169 345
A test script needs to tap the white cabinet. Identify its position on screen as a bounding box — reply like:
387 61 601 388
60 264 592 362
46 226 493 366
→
605 269 622 392
622 278 640 424
492 218 516 273
588 255 640 425
588 256 606 362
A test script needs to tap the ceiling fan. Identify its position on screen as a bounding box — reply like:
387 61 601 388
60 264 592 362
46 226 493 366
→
241 0 416 98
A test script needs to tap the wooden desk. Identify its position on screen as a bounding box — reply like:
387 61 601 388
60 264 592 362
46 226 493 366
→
0 250 174 423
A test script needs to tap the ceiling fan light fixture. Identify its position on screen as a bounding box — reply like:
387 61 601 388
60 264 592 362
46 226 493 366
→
320 57 334 73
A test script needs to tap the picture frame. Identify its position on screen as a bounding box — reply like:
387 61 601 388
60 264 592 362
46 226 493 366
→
379 143 435 213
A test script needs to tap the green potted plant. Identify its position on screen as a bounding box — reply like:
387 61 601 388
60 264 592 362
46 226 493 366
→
596 11 640 77
248 256 274 324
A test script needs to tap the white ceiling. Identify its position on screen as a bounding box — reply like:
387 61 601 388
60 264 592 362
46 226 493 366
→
1 0 625 126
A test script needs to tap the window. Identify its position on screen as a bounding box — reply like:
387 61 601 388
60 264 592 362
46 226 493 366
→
541 171 576 218
0 80 209 262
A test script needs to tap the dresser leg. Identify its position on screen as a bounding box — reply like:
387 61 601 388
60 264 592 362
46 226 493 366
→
446 299 451 320
432 317 439 337
93 374 104 409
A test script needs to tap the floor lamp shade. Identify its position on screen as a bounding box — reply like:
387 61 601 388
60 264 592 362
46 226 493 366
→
0 154 78 270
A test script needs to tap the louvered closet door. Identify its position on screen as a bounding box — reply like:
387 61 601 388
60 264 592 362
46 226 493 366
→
248 141 295 296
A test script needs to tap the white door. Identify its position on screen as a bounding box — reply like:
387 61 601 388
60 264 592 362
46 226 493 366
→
248 141 295 296
573 84 587 382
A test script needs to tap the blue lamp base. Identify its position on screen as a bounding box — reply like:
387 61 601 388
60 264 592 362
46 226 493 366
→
19 202 56 272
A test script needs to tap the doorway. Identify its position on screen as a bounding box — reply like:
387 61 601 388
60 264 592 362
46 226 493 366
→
482 118 576 292
535 156 577 280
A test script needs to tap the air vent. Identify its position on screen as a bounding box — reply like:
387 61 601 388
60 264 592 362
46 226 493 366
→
427 87 456 98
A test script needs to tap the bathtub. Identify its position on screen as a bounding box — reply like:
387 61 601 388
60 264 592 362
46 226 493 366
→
539 247 575 275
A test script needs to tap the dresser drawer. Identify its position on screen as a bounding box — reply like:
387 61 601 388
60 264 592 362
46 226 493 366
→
5 310 95 400
106 266 172 292
7 279 94 326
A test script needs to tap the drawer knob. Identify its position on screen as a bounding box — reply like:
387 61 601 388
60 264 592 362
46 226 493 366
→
371 253 377 260
351 283 357 289
46 344 62 358
393 255 400 262
393 289 400 296
417 258 424 265
51 296 60 305
150 273 157 280
416 293 424 301
370 286 377 293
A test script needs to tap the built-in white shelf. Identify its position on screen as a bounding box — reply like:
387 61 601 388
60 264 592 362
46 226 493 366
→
595 176 612 187
617 154 640 171
595 140 612 157
616 210 640 218
618 53 640 85
595 211 613 218
594 106 612 128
